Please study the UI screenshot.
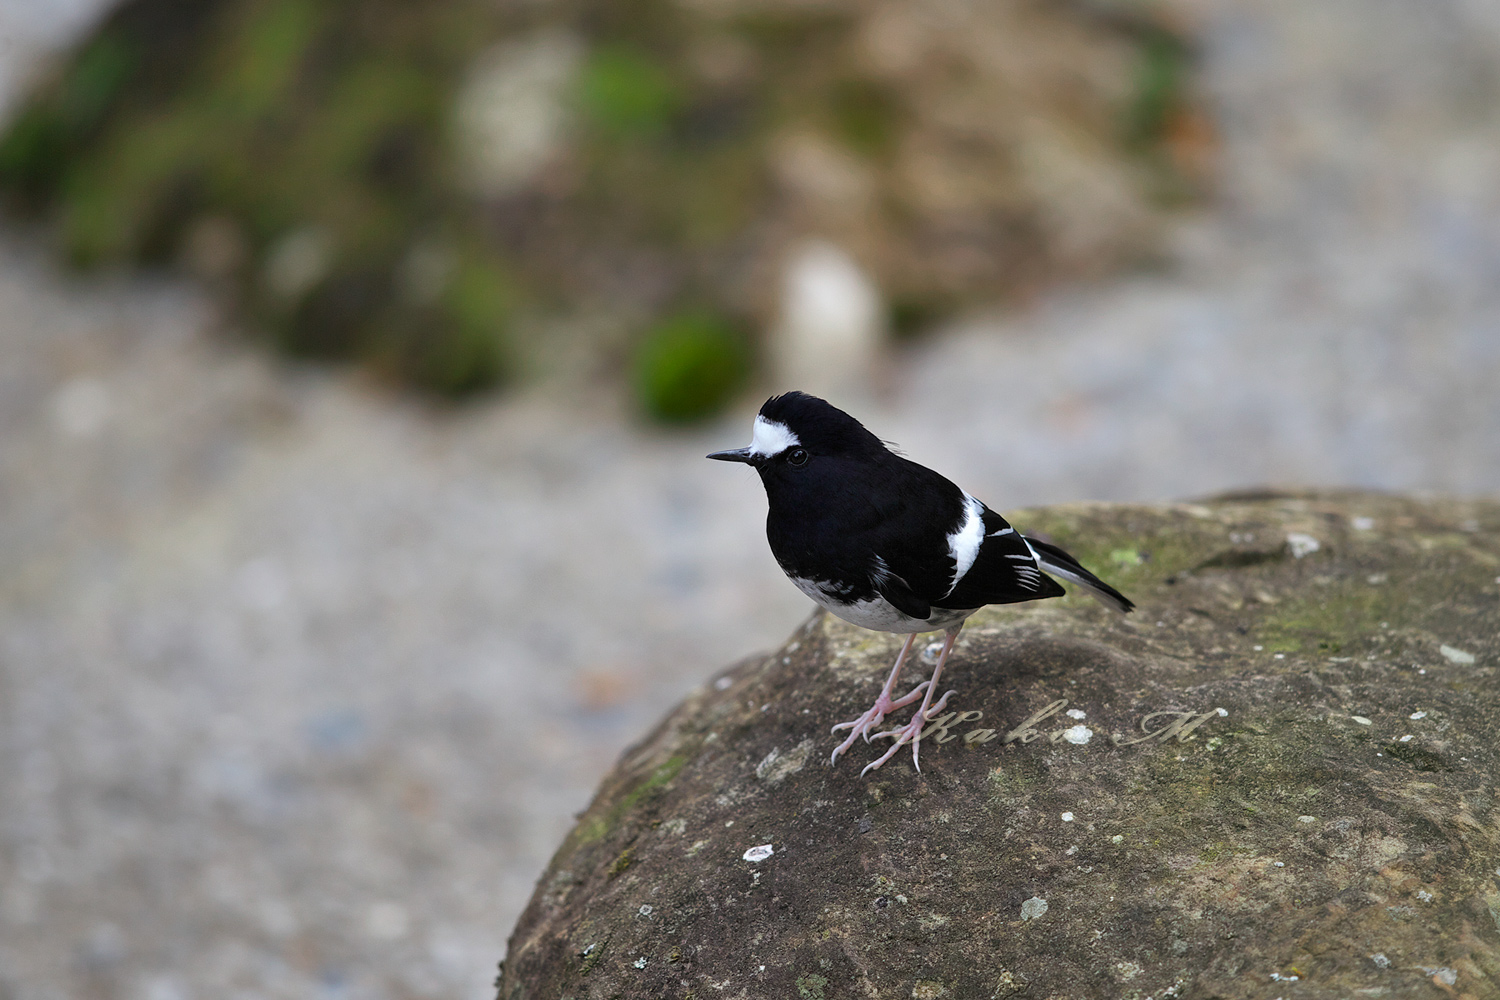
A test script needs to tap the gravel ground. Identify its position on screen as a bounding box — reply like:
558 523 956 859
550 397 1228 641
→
2 1 1500 999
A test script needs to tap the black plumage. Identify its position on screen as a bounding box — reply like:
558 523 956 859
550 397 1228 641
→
709 391 1132 775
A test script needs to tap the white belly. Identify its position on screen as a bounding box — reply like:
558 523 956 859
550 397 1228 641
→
790 577 976 634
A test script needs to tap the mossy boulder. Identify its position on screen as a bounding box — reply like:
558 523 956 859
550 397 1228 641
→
498 491 1500 999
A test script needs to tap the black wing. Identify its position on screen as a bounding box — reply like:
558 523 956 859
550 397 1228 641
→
764 451 955 615
854 455 981 606
871 560 932 619
940 508 1065 609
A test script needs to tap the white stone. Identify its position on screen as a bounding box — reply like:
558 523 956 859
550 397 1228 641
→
1286 532 1321 558
770 241 884 401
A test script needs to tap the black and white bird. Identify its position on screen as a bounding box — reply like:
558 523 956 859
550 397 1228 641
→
709 391 1133 776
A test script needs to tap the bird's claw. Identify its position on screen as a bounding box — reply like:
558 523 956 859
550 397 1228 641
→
865 688 955 734
858 689 958 774
926 687 957 718
828 681 931 764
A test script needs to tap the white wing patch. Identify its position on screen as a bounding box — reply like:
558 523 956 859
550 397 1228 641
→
1014 537 1045 589
748 415 800 458
996 539 1043 590
944 494 985 598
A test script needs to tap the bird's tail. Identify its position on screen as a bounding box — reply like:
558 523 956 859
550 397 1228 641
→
1025 536 1135 614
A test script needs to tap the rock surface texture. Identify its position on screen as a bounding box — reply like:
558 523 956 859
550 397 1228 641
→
499 492 1500 1000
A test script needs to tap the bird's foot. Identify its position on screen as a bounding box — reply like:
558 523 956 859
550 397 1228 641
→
829 681 930 765
861 689 958 776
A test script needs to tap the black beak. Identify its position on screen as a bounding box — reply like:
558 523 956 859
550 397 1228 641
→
706 447 755 464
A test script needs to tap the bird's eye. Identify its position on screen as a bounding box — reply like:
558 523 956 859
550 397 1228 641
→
787 448 809 467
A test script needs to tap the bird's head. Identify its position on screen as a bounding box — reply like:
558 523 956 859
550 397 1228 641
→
706 392 886 483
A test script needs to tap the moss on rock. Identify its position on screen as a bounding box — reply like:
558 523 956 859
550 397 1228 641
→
498 492 1500 999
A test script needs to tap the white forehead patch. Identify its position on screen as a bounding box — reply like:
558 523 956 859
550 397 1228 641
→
748 415 800 458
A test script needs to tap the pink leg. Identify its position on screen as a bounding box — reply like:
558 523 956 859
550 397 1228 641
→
863 624 963 776
829 634 929 765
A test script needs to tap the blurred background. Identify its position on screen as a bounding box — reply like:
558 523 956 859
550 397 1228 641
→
1 0 1498 997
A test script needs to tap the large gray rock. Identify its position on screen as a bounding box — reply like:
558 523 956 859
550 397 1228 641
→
498 492 1500 999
